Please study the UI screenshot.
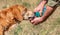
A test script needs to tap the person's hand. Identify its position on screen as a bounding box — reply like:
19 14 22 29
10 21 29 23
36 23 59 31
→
31 17 44 25
34 7 40 12
34 6 43 12
34 5 44 17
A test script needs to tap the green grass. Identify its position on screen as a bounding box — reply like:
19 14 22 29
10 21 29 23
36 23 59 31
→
22 2 31 8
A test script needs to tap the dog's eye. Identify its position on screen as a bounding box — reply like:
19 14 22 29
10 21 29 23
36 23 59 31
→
22 11 26 16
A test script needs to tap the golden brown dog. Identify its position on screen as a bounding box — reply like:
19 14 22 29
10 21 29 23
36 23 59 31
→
0 4 27 35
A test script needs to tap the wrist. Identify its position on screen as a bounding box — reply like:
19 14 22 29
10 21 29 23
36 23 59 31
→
41 16 46 20
38 17 44 22
38 0 47 6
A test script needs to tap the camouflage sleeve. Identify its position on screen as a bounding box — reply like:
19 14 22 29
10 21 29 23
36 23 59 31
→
47 0 60 7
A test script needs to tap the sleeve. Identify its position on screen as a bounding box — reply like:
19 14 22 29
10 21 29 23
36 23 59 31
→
57 0 60 6
47 0 59 7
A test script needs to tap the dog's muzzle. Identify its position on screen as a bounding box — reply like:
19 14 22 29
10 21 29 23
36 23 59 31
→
23 11 35 20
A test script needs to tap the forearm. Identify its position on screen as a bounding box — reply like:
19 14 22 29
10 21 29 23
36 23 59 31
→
41 0 59 20
42 6 53 20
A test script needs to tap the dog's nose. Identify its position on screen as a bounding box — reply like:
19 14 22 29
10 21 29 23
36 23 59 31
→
28 17 35 21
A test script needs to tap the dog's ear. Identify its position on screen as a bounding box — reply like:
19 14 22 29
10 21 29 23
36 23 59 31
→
17 5 27 16
6 12 14 20
22 8 27 16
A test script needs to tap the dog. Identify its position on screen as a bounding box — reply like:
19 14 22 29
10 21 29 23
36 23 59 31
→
4 10 35 35
0 4 28 35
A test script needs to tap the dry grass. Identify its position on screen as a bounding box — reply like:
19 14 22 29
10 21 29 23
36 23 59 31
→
0 0 60 35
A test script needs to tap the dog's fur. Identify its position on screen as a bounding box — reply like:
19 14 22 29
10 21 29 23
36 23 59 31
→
0 4 28 35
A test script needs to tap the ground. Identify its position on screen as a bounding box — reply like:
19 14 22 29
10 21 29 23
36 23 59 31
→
0 0 60 35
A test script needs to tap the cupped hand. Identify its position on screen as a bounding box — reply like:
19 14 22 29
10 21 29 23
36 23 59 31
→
31 17 43 25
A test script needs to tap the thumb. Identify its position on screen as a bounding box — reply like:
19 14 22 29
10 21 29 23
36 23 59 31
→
34 8 38 12
31 17 37 23
31 19 35 23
